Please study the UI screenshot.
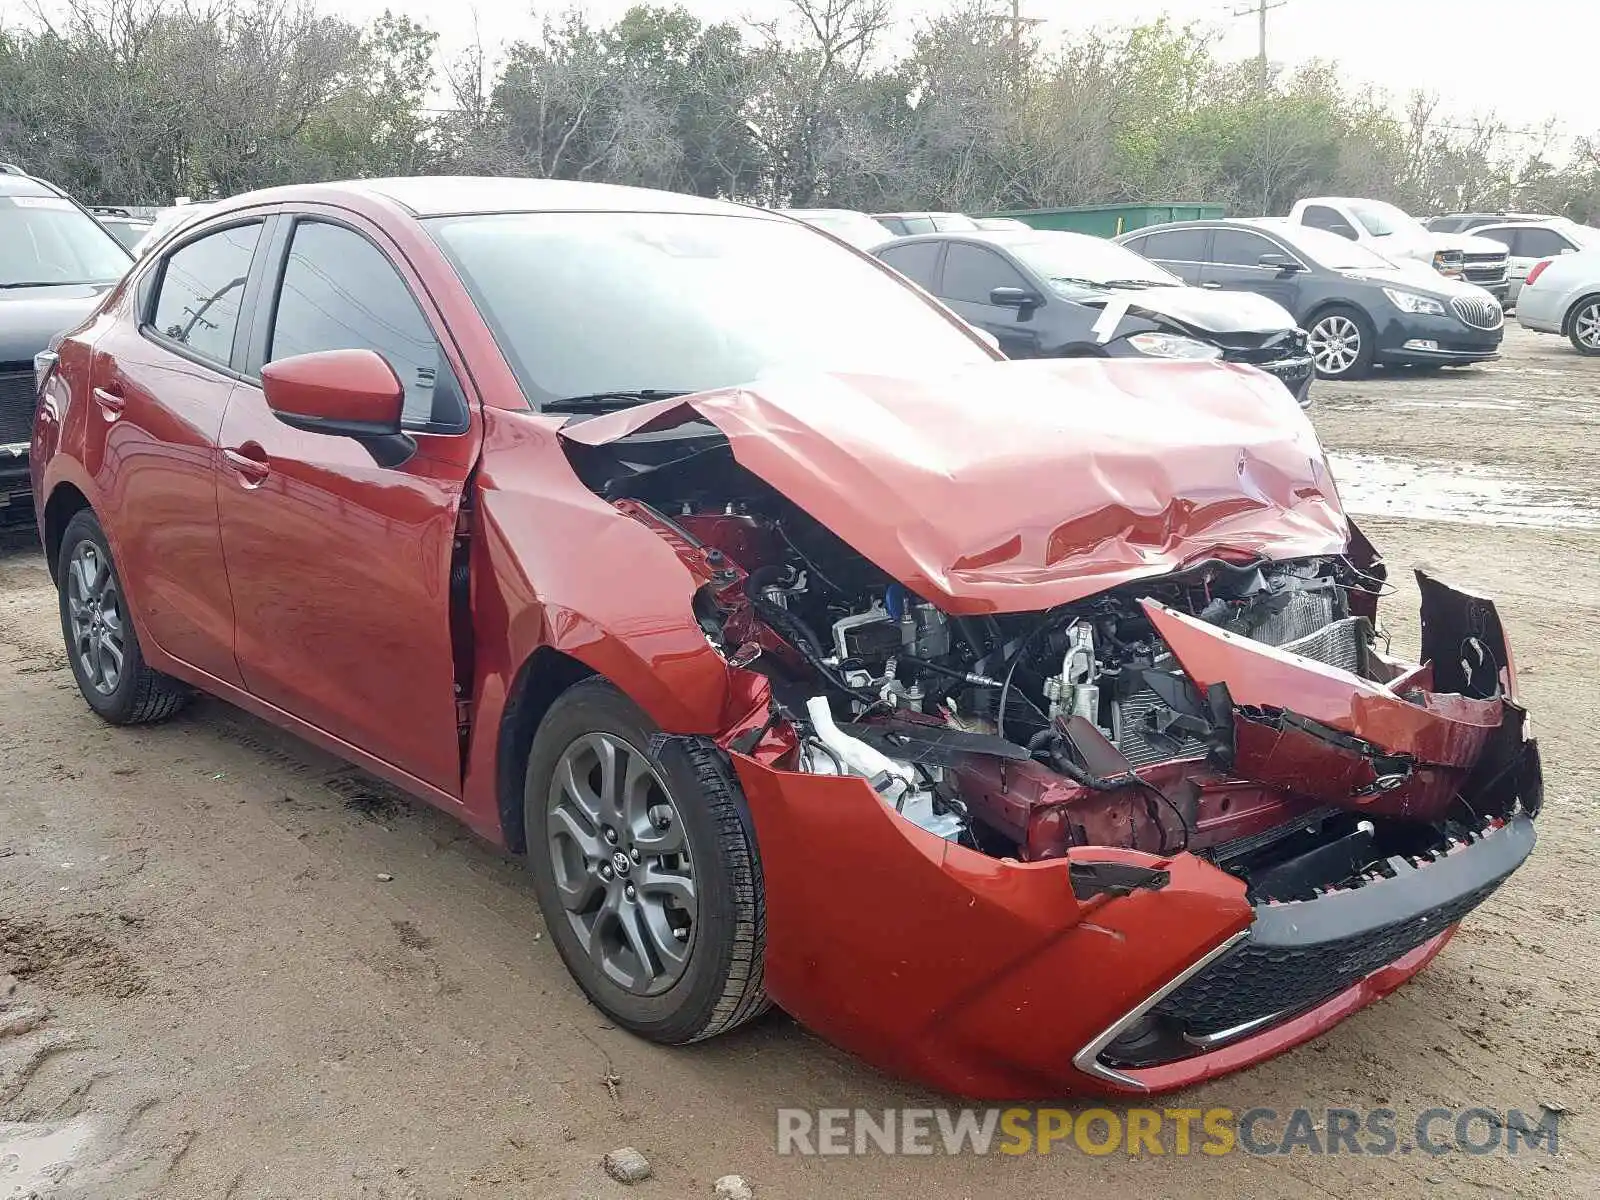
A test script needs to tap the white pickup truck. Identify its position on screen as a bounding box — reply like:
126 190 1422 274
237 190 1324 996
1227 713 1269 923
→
1287 197 1510 303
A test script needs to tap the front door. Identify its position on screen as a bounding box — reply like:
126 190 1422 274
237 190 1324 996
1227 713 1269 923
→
83 220 268 685
936 242 1042 357
216 214 479 795
1198 228 1303 311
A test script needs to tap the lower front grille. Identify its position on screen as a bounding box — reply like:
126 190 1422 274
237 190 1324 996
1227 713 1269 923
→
1152 875 1503 1036
0 366 37 446
1451 295 1504 330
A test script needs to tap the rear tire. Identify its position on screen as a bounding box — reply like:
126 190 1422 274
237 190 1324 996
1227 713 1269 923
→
1307 305 1376 379
523 678 768 1043
56 509 189 725
1567 296 1600 355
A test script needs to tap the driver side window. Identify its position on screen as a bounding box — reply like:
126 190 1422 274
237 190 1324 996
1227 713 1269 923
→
267 220 468 433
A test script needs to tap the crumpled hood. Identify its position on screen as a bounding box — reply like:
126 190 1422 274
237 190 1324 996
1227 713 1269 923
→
0 284 109 362
1078 285 1297 336
559 358 1350 615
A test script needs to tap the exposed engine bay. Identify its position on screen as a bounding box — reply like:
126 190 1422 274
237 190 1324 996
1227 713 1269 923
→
563 422 1542 910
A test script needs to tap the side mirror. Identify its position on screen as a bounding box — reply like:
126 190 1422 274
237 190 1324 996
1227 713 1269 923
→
989 285 1041 309
261 348 415 468
1258 253 1305 274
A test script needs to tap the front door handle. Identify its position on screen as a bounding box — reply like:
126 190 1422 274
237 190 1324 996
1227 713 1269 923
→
222 444 270 486
1201 281 1223 289
92 386 126 414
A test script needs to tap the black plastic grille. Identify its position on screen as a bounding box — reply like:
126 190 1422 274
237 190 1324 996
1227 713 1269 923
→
1153 876 1508 1036
0 366 36 446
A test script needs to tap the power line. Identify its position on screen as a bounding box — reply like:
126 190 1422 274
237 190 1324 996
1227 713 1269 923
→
1230 0 1288 89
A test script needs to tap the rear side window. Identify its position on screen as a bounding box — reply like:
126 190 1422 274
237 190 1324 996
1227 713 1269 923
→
1136 228 1209 262
1474 227 1515 250
268 220 466 432
151 222 262 366
877 241 942 288
1513 227 1571 258
940 244 1028 303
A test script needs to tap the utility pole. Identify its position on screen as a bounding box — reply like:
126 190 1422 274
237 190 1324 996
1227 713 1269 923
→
1231 0 1288 90
1004 0 1045 94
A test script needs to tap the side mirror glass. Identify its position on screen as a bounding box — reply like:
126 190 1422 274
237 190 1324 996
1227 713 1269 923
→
261 348 415 467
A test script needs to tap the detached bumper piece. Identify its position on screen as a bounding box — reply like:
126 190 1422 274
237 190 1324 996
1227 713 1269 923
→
1098 815 1534 1070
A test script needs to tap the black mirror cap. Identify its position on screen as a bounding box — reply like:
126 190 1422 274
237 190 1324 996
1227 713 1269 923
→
990 285 1042 308
1258 253 1305 272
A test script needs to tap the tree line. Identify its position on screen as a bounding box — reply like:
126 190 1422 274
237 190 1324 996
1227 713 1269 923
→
5 0 1600 221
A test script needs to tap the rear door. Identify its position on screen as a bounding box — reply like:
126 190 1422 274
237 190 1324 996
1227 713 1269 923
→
1198 228 1304 310
1506 226 1578 296
1120 227 1210 285
216 211 479 795
80 218 267 685
934 242 1043 357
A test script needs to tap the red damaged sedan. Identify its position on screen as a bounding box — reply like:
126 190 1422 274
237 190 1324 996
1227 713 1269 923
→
30 178 1540 1098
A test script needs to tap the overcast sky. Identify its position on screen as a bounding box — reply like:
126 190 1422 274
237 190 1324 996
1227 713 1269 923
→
303 0 1593 146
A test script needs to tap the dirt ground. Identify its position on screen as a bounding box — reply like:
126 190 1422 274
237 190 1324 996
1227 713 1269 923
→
1 324 1597 1199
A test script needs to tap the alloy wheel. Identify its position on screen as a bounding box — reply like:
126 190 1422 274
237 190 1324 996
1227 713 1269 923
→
1575 302 1600 351
545 731 697 996
66 541 126 696
1308 314 1361 376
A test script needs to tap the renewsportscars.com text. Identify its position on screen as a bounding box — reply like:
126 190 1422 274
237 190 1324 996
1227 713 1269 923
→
775 1106 1561 1157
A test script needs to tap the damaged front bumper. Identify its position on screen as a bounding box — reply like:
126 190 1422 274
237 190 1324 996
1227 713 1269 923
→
722 570 1539 1099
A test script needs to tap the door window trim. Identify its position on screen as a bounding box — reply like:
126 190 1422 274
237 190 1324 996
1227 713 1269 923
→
138 215 274 381
1128 226 1216 267
249 212 472 436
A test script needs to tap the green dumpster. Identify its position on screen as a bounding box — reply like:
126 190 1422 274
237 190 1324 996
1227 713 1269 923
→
975 203 1225 238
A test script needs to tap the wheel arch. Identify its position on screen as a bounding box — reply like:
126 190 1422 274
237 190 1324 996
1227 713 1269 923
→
42 482 93 583
495 645 597 853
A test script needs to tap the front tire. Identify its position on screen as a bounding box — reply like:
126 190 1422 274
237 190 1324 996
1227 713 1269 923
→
56 509 189 724
1307 306 1376 379
523 678 767 1044
1568 296 1600 355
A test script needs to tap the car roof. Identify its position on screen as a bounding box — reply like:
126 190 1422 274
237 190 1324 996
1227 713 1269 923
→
0 171 63 198
210 176 769 221
875 211 969 219
781 207 874 218
877 228 1107 249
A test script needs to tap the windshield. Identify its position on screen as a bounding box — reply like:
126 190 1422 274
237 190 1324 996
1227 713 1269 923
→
1007 234 1180 293
426 211 993 407
0 197 132 286
1347 199 1420 238
1270 223 1396 271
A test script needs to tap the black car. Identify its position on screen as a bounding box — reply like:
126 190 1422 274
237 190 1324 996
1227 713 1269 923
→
1118 219 1504 380
0 164 132 525
873 229 1315 405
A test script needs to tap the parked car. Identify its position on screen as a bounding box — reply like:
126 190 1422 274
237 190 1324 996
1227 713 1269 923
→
0 163 132 525
1425 211 1552 234
1119 219 1505 379
873 229 1313 405
1515 245 1600 354
776 208 891 250
1466 219 1597 306
873 211 980 235
1287 196 1511 302
88 206 155 251
32 177 1539 1099
131 201 216 257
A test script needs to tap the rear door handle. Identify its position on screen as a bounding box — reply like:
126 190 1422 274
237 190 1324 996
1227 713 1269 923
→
92 387 125 413
221 444 270 485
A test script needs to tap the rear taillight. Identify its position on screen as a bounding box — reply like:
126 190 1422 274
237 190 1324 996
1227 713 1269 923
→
1524 258 1552 289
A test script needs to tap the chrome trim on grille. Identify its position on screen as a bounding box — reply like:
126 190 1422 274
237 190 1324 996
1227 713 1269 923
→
1450 295 1505 330
1072 929 1253 1089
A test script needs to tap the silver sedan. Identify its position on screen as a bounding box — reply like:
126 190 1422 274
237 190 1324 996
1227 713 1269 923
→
1516 246 1600 355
